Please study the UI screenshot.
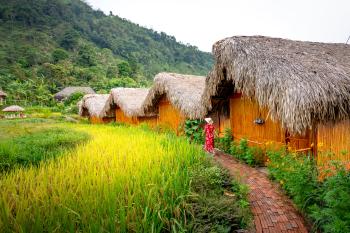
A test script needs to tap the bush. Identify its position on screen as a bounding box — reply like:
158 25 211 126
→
267 150 319 210
311 167 350 233
267 149 350 232
188 162 252 232
229 138 264 166
184 119 204 144
215 128 232 153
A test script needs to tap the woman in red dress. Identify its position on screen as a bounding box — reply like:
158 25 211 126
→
204 118 215 153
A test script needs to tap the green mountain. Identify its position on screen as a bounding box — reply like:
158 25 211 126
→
0 0 213 105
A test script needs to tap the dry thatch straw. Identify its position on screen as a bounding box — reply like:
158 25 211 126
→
54 87 95 101
79 94 112 118
102 88 155 117
202 36 350 135
2 105 25 112
142 72 207 119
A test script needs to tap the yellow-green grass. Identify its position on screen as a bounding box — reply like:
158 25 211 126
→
0 124 206 232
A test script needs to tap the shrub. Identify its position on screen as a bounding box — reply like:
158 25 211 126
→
267 149 350 232
188 163 252 232
215 128 232 153
184 119 204 144
229 139 264 166
311 167 350 233
267 150 319 210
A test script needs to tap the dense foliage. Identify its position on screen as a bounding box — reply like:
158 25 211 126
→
214 129 264 166
215 128 233 153
267 150 350 233
184 119 205 144
0 0 212 105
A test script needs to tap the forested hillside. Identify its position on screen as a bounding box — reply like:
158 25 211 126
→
0 0 213 105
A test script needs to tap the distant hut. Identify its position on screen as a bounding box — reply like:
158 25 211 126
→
2 105 25 119
102 88 158 126
202 36 350 166
142 72 207 133
54 87 95 101
79 94 114 124
0 90 7 105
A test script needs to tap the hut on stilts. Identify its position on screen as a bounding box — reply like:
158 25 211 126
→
142 72 207 134
102 88 158 126
79 94 115 124
202 36 350 167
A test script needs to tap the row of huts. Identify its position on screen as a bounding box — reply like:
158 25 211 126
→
79 36 350 167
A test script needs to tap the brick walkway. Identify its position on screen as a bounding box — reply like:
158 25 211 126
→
214 150 309 233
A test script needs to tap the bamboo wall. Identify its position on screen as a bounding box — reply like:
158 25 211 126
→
317 120 350 167
158 96 185 133
90 116 114 124
229 95 312 152
230 96 284 148
139 116 158 128
208 111 231 136
115 108 138 125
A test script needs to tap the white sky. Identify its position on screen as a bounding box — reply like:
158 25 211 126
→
86 0 350 52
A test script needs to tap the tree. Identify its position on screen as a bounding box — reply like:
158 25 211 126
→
117 61 132 77
77 45 97 67
52 48 69 63
60 30 79 50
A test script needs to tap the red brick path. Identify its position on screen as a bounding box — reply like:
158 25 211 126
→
214 150 309 233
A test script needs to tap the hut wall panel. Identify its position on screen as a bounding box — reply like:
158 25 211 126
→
286 130 314 154
230 97 285 148
138 116 158 128
116 108 139 125
90 116 104 124
208 111 231 136
158 98 185 133
317 120 350 166
220 114 231 136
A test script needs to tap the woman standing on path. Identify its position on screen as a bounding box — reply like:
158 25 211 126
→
204 118 215 153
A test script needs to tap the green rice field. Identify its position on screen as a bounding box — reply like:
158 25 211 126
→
0 119 250 232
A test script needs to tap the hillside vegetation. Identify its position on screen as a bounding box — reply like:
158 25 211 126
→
0 0 212 105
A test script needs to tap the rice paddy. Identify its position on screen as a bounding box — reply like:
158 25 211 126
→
0 120 250 232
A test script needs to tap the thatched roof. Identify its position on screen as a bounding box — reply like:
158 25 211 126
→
202 36 350 134
0 90 7 97
2 105 24 112
102 88 155 117
79 94 112 118
142 72 207 119
54 87 95 101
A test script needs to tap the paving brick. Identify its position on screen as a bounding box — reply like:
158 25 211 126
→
214 151 310 233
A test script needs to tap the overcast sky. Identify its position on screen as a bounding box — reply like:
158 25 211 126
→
86 0 350 52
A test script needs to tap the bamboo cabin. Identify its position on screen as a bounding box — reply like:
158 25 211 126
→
142 72 207 133
102 88 157 127
202 36 350 167
79 94 114 124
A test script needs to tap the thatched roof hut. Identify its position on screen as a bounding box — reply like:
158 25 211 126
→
79 94 112 118
2 105 25 112
0 90 7 97
54 87 95 101
103 88 155 117
142 72 207 119
202 36 350 134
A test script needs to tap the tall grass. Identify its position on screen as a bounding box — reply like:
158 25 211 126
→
0 125 206 232
0 127 89 172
